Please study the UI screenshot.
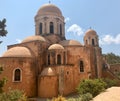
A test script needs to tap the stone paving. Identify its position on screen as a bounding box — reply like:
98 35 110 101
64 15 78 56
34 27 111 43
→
29 87 120 101
93 87 120 101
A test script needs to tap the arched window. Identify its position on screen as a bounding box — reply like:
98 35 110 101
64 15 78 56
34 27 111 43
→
63 52 66 64
14 69 21 81
86 40 88 45
50 22 54 33
57 54 61 65
92 39 95 46
39 23 42 34
80 61 84 72
60 24 62 35
48 54 50 65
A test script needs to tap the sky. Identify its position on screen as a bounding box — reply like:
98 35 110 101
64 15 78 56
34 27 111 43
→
0 0 120 56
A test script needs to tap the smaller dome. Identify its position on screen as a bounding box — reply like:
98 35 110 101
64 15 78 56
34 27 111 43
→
2 46 32 57
48 44 64 50
41 67 56 76
59 40 83 46
22 35 46 43
85 29 97 37
37 4 62 16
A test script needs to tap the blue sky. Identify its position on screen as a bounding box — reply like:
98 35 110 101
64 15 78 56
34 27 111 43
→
0 0 120 56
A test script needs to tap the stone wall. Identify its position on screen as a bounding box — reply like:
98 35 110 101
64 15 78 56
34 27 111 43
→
0 57 37 97
38 75 58 98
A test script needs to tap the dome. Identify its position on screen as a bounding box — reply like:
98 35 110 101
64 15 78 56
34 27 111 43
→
37 4 62 16
85 29 97 37
41 67 56 76
59 40 83 46
48 44 64 50
2 46 32 57
22 35 46 43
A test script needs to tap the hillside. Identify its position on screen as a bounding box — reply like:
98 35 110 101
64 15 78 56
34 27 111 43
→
103 53 120 64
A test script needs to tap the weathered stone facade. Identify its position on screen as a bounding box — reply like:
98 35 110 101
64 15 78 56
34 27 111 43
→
0 3 104 98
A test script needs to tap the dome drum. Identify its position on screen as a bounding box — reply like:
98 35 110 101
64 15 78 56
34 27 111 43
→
35 3 65 37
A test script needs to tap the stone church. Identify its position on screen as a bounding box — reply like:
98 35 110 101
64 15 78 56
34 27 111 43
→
0 3 103 98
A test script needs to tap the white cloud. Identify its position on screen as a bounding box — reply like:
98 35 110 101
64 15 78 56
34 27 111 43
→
16 39 22 43
67 24 84 36
100 34 120 45
65 17 70 22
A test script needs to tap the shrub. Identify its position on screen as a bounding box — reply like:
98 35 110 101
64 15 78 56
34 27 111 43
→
0 89 27 101
67 93 92 101
102 78 118 88
77 79 106 97
0 66 7 93
80 93 93 101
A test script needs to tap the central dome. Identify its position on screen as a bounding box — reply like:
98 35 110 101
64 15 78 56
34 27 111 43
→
37 4 62 16
22 35 46 43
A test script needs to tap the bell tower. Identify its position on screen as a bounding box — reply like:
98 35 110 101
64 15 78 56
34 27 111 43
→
34 3 65 38
84 29 99 47
84 29 102 78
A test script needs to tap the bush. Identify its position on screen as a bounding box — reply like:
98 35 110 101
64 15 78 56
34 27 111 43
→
80 93 93 101
0 89 27 101
0 77 7 93
102 78 118 88
67 93 92 101
0 66 7 93
77 79 106 97
68 97 81 101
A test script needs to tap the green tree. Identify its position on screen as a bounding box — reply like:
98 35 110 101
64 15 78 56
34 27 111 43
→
0 18 8 92
0 18 7 43
77 79 106 97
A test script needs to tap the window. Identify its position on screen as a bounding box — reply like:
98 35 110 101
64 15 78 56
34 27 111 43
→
60 24 62 35
50 22 54 33
14 69 21 81
66 71 69 75
63 52 66 64
86 40 88 45
39 23 42 34
92 39 95 46
57 54 61 65
48 54 50 65
80 61 84 72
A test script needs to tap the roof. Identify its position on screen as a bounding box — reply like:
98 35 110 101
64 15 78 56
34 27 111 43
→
37 3 62 16
59 40 83 46
85 29 97 37
2 46 32 58
22 35 46 43
41 67 56 76
48 44 64 50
